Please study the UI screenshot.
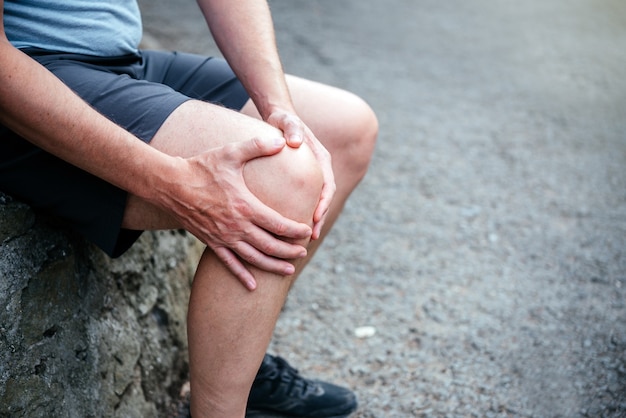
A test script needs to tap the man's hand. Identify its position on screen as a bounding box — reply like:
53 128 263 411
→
163 136 312 291
267 109 336 240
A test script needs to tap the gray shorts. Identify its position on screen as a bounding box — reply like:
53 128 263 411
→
0 49 250 257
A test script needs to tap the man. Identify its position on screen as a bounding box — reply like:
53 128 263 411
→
0 0 378 417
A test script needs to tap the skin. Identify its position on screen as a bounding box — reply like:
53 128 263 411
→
0 0 378 416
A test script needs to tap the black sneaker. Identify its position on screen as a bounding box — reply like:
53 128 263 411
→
246 354 358 417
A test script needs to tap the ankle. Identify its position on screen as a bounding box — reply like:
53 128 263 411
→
189 382 248 418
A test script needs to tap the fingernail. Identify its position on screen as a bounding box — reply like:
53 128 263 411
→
290 134 302 144
273 137 285 147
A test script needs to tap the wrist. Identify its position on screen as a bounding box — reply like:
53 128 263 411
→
249 83 295 121
264 101 296 118
131 148 185 207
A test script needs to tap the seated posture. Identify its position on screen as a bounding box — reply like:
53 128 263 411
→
0 0 377 417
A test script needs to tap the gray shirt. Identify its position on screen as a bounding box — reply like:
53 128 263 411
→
4 0 142 56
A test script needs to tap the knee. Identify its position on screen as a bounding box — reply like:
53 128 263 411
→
243 143 324 224
334 93 379 181
355 97 379 167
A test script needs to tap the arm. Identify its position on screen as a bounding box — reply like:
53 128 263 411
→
197 0 336 239
0 32 169 200
0 3 311 289
197 0 291 121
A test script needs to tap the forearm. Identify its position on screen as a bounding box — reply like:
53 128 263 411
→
0 38 179 205
196 0 295 119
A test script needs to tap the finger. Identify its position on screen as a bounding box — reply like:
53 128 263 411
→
267 111 304 147
244 226 309 259
233 241 297 276
280 116 304 147
312 201 329 240
285 130 303 148
213 246 257 291
227 136 286 163
311 182 335 240
313 190 331 223
247 193 313 240
312 220 324 241
314 169 336 221
285 128 304 147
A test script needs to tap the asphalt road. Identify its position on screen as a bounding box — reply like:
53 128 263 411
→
139 1 626 416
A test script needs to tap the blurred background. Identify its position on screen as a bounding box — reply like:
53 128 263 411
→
139 0 626 416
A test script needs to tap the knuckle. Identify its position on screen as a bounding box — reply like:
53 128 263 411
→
260 241 278 256
220 255 236 268
243 252 259 266
273 221 288 236
215 247 236 267
222 143 240 162
233 199 252 217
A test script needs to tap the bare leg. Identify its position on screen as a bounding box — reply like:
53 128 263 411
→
122 100 325 417
186 140 324 416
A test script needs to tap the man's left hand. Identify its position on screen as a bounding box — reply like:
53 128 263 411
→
266 109 336 240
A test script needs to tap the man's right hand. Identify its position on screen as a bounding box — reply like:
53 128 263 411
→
159 136 312 291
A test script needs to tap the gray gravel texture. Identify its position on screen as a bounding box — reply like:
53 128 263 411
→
139 0 626 417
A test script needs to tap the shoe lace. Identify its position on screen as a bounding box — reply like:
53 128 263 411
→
256 355 321 398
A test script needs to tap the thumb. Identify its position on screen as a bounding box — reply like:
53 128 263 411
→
233 136 286 162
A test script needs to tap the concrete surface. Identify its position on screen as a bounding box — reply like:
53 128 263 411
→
138 0 626 416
